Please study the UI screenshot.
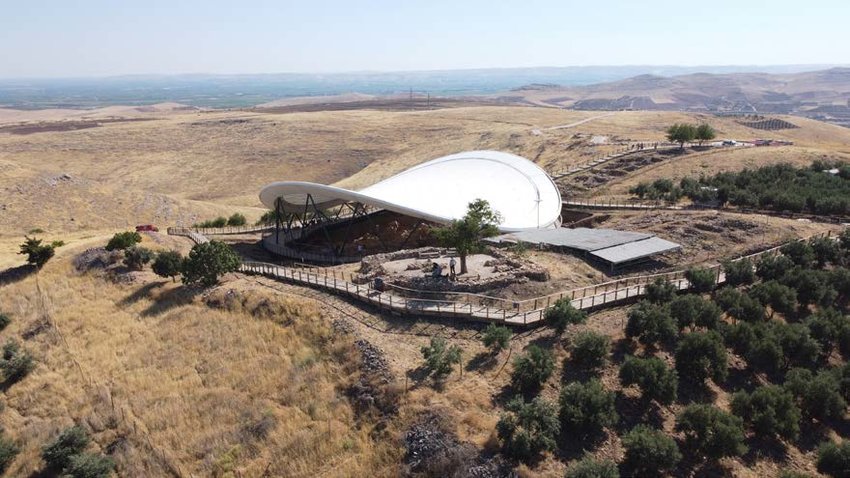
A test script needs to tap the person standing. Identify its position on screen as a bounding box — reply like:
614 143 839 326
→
449 257 457 277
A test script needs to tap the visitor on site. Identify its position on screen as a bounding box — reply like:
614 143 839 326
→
431 262 443 278
449 257 457 277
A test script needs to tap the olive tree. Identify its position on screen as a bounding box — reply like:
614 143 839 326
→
181 240 241 287
619 355 678 406
433 199 501 274
675 404 746 461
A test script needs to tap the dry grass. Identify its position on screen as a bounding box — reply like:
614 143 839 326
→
0 245 400 477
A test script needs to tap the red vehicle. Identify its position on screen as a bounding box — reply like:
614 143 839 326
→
135 224 159 232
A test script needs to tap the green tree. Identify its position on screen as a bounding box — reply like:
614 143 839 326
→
181 240 241 287
433 199 501 274
722 258 755 286
625 301 677 347
123 246 154 270
545 298 587 335
152 250 183 282
806 309 850 357
481 324 511 354
784 368 847 421
64 453 115 478
750 280 797 318
18 236 62 268
676 404 746 461
564 456 619 478
621 425 682 477
420 337 462 379
675 331 728 385
226 213 247 226
781 240 816 268
511 345 555 393
695 123 716 146
810 236 842 268
773 322 821 370
570 331 610 370
756 254 795 281
781 267 835 308
105 231 142 251
731 385 800 440
817 440 850 478
619 356 678 406
686 267 717 293
496 396 560 462
645 278 677 304
558 379 618 439
666 123 697 149
669 294 721 331
42 426 90 471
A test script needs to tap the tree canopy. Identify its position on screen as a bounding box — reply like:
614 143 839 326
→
433 198 501 274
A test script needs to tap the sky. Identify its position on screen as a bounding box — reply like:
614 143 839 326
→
2 0 849 78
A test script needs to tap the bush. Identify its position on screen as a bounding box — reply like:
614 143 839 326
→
226 213 247 226
558 379 618 439
625 301 677 347
645 278 677 304
122 246 154 270
105 231 141 251
756 254 795 281
420 337 462 379
18 236 61 268
723 259 755 286
256 210 278 226
0 432 19 474
669 294 721 331
152 250 183 282
675 331 728 385
481 324 511 353
545 298 587 334
686 267 717 293
181 240 241 287
0 313 9 332
511 345 554 393
42 426 90 471
63 452 115 478
195 216 228 228
496 396 559 462
817 440 850 478
619 356 678 406
564 456 619 478
570 331 610 370
1 339 35 385
784 368 847 421
621 425 682 477
675 404 746 460
731 385 800 440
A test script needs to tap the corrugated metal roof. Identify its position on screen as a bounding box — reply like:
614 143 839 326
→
490 228 652 252
590 237 682 264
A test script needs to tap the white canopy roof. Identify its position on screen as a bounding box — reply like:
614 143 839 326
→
259 150 562 231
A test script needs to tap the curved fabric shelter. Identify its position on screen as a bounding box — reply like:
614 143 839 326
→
259 150 562 231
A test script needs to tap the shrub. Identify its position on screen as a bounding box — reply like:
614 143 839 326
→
152 250 183 282
181 240 241 287
731 385 800 440
756 254 795 281
256 210 279 226
675 404 746 460
621 425 681 477
226 213 247 226
105 231 141 251
122 246 154 270
42 426 90 471
420 337 462 379
686 267 717 293
195 216 228 228
0 432 18 474
564 456 619 478
625 301 677 347
570 331 610 370
545 298 587 334
722 259 755 286
496 396 559 462
675 331 728 385
645 278 677 304
64 452 115 478
0 313 9 332
781 240 816 268
669 294 721 331
817 440 850 478
558 379 618 439
784 368 847 421
511 345 554 393
18 236 62 268
619 356 678 406
481 324 511 353
1 349 35 385
750 280 797 318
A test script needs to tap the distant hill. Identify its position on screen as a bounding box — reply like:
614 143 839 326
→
506 68 850 126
